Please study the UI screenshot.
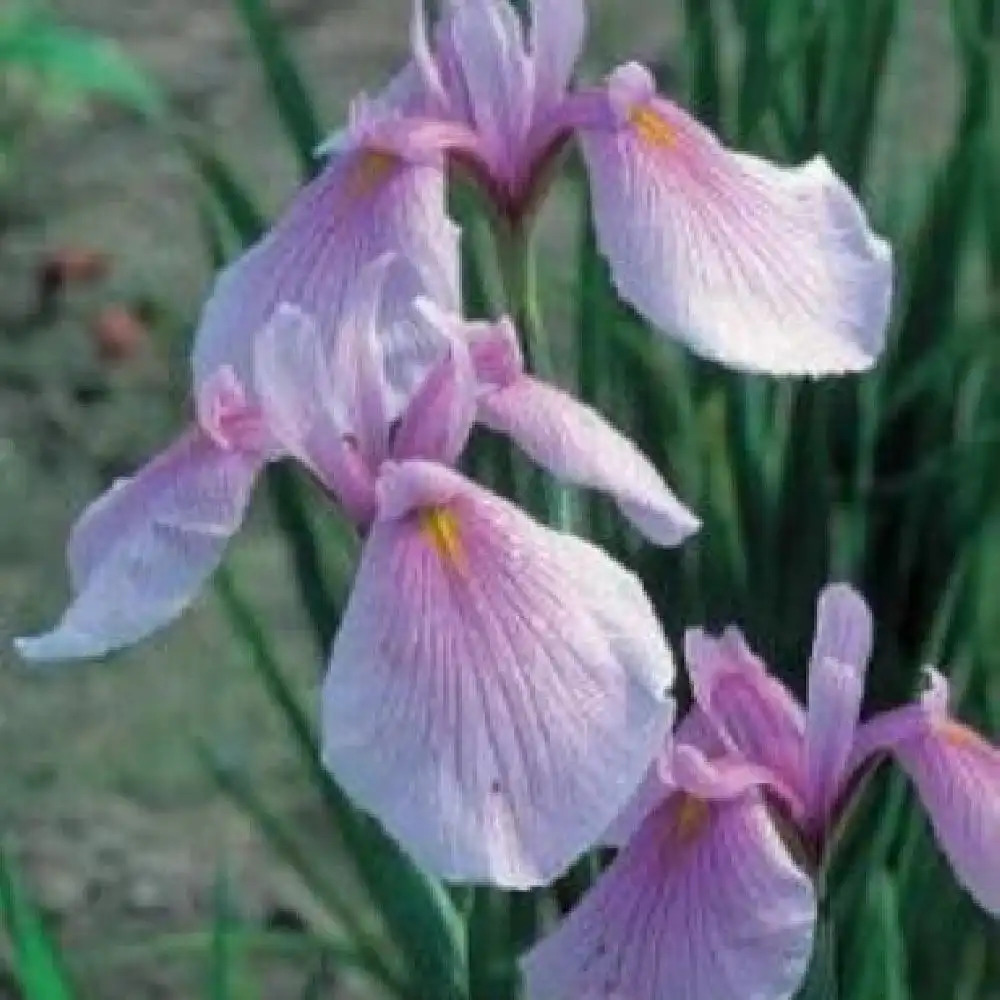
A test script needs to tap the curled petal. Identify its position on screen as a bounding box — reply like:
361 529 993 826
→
191 151 459 398
321 460 675 888
522 790 816 1000
685 628 807 810
479 375 700 546
16 431 259 662
578 64 892 375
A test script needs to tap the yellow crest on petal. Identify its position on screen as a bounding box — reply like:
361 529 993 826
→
347 149 399 200
938 719 981 750
419 506 465 568
675 794 711 844
629 105 677 149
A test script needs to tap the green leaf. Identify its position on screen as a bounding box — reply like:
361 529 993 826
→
228 0 323 179
846 870 911 1000
795 917 838 1000
0 844 77 1000
0 7 165 117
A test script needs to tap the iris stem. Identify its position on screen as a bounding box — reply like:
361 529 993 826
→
497 220 554 383
496 220 574 530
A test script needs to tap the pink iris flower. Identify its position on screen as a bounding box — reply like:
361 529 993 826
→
523 584 1000 999
17 258 699 888
195 0 892 383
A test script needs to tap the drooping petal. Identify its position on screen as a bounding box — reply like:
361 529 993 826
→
685 628 807 811
321 459 675 888
529 0 586 111
479 375 699 546
804 584 874 823
191 149 459 397
522 786 816 1000
860 670 1000 916
16 430 259 662
578 63 892 376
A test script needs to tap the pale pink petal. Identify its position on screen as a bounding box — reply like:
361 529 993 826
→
803 585 874 822
252 305 377 523
479 376 699 546
444 0 534 176
522 790 816 1000
868 671 1000 916
685 628 807 811
578 63 892 375
16 431 259 662
391 342 477 465
191 151 459 396
529 0 585 111
321 460 675 888
809 583 874 671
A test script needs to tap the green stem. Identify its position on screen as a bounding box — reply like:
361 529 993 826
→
497 221 553 383
495 221 573 530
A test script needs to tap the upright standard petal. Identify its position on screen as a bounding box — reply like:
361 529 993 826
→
804 585 874 823
191 148 459 396
16 430 259 662
479 373 699 546
578 63 892 375
321 460 675 888
522 779 815 1000
882 671 1000 916
439 0 535 178
529 0 586 112
685 628 807 810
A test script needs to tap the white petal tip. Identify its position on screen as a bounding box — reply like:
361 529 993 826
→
14 631 105 664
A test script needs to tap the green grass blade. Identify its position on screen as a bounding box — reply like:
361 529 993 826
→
184 135 268 244
228 0 323 179
0 845 77 1000
846 870 911 1000
207 868 238 1000
681 0 724 130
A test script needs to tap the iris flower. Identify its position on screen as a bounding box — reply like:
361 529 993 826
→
523 584 1000 999
17 258 699 888
190 0 892 384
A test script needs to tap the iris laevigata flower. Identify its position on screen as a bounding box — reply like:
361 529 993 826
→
190 0 892 383
522 584 1000 999
17 258 698 888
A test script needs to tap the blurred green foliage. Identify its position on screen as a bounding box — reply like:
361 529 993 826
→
0 0 161 194
3 0 999 997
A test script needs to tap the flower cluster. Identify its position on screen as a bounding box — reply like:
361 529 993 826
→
15 0 997 997
523 585 1000 999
